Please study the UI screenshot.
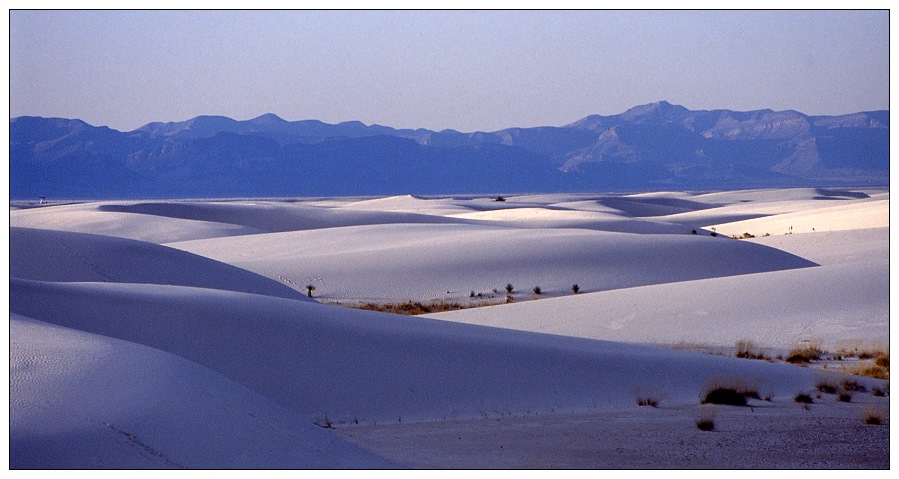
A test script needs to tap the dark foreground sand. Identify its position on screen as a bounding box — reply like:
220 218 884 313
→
333 395 889 469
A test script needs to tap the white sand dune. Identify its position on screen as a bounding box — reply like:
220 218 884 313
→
709 198 889 237
8 187 889 468
427 258 887 348
93 200 469 232
10 227 306 301
9 202 265 243
10 313 397 469
10 279 832 424
170 223 817 303
446 207 691 233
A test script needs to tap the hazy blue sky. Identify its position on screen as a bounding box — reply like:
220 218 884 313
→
9 10 890 132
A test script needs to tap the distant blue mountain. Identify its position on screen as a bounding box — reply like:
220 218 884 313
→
9 102 888 199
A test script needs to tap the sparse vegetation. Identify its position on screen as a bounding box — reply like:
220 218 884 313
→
815 374 841 394
533 286 542 295
734 340 766 360
701 376 760 406
837 391 853 402
786 339 823 364
633 387 666 408
351 300 467 315
841 378 866 392
863 405 887 425
505 283 514 294
571 284 580 294
305 284 316 298
794 392 814 404
871 384 889 397
840 361 889 380
696 407 716 431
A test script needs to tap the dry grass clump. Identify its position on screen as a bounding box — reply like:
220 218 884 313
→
786 339 824 364
837 391 853 402
862 405 887 425
794 392 814 404
700 376 761 406
814 373 842 394
840 378 867 392
695 407 716 431
632 387 666 408
734 340 768 360
353 300 466 315
840 360 889 380
834 340 888 361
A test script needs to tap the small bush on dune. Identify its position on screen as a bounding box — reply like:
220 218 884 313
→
863 405 887 425
533 286 542 295
734 340 766 360
794 392 814 404
872 384 889 397
701 376 760 406
840 361 889 380
837 391 853 403
815 374 842 394
841 378 867 392
787 339 824 364
696 407 716 431
571 284 580 294
505 283 514 294
633 387 666 408
703 388 747 406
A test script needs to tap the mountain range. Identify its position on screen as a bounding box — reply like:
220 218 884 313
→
9 101 889 199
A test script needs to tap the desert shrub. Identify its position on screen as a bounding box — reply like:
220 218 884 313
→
305 284 316 298
837 391 853 402
794 392 814 404
841 378 867 392
701 377 760 406
505 283 514 294
354 300 465 315
533 286 542 295
696 407 716 431
703 388 747 406
571 284 580 294
871 384 889 397
734 340 766 360
863 405 886 425
840 361 889 380
633 387 666 408
787 340 824 363
874 354 889 368
494 196 506 202
815 374 841 394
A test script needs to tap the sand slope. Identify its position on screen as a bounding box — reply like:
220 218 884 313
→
9 313 398 469
11 279 838 424
10 227 306 301
8 187 888 469
170 223 817 303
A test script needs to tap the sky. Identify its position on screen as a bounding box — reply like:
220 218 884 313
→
8 9 891 133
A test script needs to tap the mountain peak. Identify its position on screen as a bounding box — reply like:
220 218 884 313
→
620 101 689 122
249 113 286 124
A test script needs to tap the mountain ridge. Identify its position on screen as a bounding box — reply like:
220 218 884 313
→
10 102 888 199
